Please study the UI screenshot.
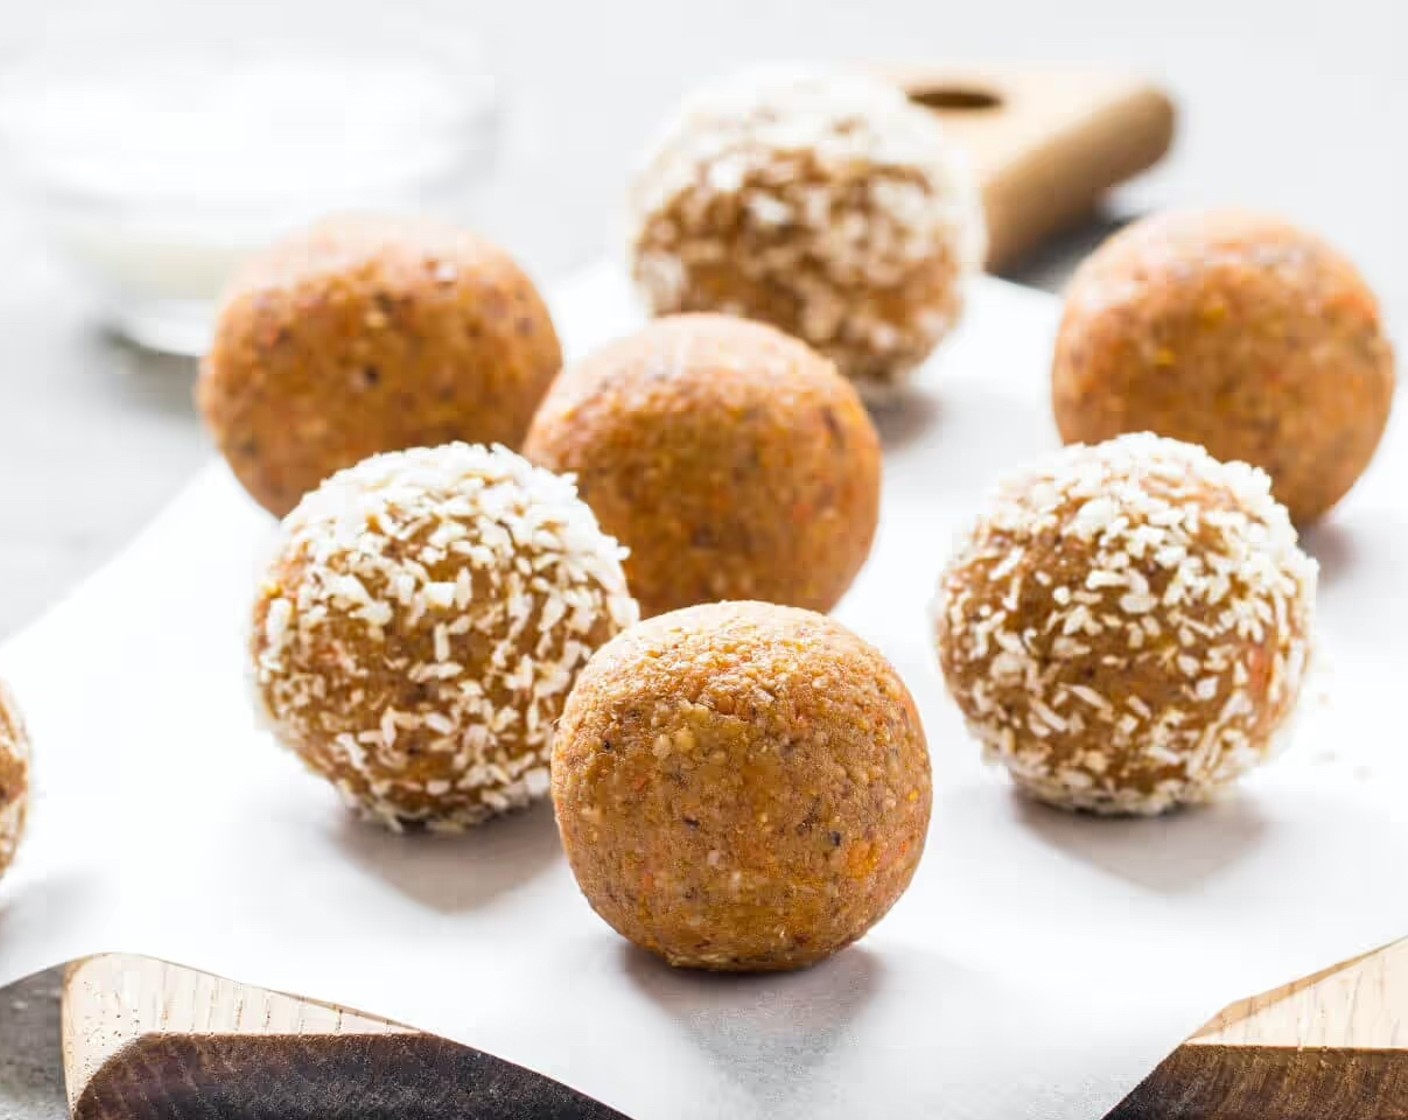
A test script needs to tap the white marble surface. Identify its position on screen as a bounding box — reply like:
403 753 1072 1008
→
0 0 1401 633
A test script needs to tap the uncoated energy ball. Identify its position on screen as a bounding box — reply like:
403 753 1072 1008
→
252 443 638 830
1052 210 1395 523
525 314 881 618
553 601 932 971
628 67 986 397
934 434 1317 815
200 214 563 517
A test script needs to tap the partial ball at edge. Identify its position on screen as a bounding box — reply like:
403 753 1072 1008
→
0 681 30 881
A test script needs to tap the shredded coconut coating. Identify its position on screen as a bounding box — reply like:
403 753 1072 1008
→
934 433 1317 815
628 67 985 396
251 443 639 831
0 681 30 878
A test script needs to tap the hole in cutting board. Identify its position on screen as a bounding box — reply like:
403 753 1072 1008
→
909 85 1002 111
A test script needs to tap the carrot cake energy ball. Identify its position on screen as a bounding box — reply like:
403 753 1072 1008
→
934 434 1317 815
0 683 30 879
553 601 931 971
525 314 881 618
199 214 563 517
1053 210 1395 523
628 67 986 397
251 443 638 830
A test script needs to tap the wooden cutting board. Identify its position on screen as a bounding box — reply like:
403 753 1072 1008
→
54 946 1408 1119
1108 936 1408 1118
891 66 1175 269
60 955 629 1120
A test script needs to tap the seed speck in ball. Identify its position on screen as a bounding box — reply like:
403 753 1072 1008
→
628 66 986 397
252 443 639 831
934 433 1317 815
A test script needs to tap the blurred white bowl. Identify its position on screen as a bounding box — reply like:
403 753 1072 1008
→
0 1 501 355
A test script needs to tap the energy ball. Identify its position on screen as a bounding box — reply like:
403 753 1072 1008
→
525 314 881 618
1053 210 1395 523
934 434 1316 816
553 601 931 971
200 214 563 517
628 67 985 397
252 443 638 831
0 683 29 879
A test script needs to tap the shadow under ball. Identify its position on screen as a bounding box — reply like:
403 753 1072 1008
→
0 682 30 881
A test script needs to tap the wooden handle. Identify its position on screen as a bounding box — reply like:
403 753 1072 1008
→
888 67 1176 271
61 954 630 1120
1106 937 1408 1118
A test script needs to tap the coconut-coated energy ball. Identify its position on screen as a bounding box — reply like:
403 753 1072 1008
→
553 601 931 971
934 434 1317 816
628 67 986 397
0 682 30 879
252 443 638 831
1053 210 1395 523
199 214 563 517
525 314 881 618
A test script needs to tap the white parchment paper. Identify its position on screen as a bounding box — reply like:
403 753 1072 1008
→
0 264 1404 1119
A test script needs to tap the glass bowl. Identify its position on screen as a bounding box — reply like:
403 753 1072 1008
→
0 0 501 354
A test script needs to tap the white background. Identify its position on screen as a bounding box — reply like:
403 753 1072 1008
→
0 0 1402 631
